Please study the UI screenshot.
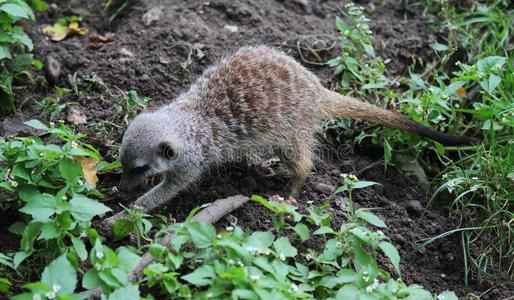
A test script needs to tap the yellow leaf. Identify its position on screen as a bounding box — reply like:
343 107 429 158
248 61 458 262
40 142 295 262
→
42 23 69 41
75 157 99 186
456 87 466 98
68 22 87 35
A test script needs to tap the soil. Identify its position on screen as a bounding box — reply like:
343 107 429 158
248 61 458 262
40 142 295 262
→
1 0 513 299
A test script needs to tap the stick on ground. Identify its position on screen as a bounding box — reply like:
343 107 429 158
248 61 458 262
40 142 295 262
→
82 195 249 299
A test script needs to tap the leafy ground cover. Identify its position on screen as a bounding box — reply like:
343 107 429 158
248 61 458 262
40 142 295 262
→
0 0 512 299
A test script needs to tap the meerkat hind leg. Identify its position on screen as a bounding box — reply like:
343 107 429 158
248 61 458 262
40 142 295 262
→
279 143 314 197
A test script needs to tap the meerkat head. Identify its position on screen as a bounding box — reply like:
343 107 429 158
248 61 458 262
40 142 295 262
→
118 113 182 192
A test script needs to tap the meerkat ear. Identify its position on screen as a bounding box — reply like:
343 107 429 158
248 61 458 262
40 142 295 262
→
157 142 178 160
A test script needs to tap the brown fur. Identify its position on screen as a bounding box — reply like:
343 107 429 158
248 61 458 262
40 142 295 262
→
111 45 476 221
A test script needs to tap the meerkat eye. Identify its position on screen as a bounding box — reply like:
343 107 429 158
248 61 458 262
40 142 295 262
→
158 142 178 160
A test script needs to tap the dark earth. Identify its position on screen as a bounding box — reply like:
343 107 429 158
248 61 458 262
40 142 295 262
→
1 0 513 299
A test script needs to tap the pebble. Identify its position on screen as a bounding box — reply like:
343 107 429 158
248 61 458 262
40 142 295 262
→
119 47 135 58
405 200 423 217
142 6 163 26
159 56 170 65
312 182 335 195
224 25 239 33
45 55 61 84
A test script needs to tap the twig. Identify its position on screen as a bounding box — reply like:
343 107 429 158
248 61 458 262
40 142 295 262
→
82 195 249 299
357 159 385 176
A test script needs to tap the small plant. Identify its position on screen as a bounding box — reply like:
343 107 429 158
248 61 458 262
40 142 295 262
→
36 86 71 119
81 239 140 295
328 0 513 283
124 90 150 119
327 3 389 93
12 242 141 299
112 205 154 247
0 0 45 110
0 120 110 269
139 178 457 299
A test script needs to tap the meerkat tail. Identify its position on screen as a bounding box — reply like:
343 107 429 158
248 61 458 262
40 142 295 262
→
322 91 477 146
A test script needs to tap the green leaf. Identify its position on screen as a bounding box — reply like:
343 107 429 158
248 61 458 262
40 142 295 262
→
293 224 309 242
8 221 27 235
13 251 31 268
19 194 56 221
351 181 379 190
0 253 14 269
246 231 274 250
110 268 129 286
476 56 506 72
149 244 167 260
82 269 102 289
0 45 11 60
12 164 31 181
33 59 44 70
336 268 357 283
363 43 375 57
113 219 133 241
354 242 373 268
320 238 343 261
71 236 88 261
24 119 48 131
356 210 387 228
181 265 215 286
117 247 140 272
429 42 448 52
30 0 49 12
41 255 77 294
362 81 387 89
59 158 82 182
186 222 216 249
273 237 297 258
0 277 11 293
313 226 335 235
108 285 140 300
12 27 33 51
38 222 60 240
383 139 392 168
379 241 400 274
98 270 122 288
336 284 360 300
437 291 458 300
0 70 14 109
480 74 501 94
70 194 111 221
0 3 30 19
20 222 41 251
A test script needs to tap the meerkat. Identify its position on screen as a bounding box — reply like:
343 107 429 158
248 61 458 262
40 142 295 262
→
105 46 475 225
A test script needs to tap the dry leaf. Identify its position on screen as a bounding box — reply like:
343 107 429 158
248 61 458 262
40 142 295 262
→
456 87 466 98
42 23 69 41
42 21 87 41
68 22 87 36
89 33 114 43
1 119 46 139
75 157 99 186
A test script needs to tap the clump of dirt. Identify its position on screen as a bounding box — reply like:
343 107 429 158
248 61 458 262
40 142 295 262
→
1 0 512 298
